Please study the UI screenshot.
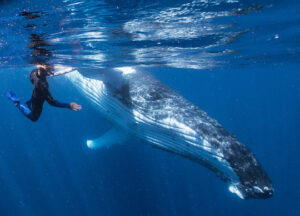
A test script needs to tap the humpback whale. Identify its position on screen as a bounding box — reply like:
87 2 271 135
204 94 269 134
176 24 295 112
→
64 66 273 199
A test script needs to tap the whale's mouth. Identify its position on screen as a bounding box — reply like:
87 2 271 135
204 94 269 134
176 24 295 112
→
229 183 274 199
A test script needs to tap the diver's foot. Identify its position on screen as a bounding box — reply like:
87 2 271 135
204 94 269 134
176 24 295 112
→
6 91 20 104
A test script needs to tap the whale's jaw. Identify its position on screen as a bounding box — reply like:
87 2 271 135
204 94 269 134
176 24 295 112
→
65 67 273 200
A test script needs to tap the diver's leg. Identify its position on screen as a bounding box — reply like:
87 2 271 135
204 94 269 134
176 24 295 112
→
24 99 43 122
16 100 43 122
13 102 41 122
6 91 42 122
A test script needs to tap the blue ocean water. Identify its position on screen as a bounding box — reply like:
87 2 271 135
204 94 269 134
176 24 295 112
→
0 0 299 215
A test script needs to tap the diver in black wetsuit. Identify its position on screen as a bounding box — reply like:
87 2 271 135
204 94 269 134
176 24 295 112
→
7 12 81 121
6 64 81 122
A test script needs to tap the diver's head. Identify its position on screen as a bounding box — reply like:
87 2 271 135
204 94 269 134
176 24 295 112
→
37 64 53 77
37 67 49 79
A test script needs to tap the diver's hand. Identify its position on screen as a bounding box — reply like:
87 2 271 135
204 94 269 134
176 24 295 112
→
69 102 82 111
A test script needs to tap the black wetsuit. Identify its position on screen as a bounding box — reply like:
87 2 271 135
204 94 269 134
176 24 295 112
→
17 69 69 121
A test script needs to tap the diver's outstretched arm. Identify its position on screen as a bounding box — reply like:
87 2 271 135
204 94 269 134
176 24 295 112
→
45 90 82 111
50 65 74 77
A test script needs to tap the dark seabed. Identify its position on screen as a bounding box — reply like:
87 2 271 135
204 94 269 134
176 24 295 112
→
0 0 299 215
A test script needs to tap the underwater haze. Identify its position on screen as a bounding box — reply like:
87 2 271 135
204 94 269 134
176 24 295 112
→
0 0 300 215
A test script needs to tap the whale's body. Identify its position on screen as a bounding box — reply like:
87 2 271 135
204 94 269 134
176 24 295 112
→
65 66 273 199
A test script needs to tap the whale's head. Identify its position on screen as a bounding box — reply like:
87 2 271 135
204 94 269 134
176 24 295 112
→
229 179 274 199
225 141 274 199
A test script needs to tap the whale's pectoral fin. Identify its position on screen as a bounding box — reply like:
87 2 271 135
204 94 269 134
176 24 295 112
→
86 128 129 149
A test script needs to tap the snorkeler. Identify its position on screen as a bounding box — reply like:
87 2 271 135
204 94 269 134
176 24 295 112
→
6 64 82 122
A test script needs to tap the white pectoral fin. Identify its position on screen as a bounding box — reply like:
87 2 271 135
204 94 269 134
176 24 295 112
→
86 128 129 149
